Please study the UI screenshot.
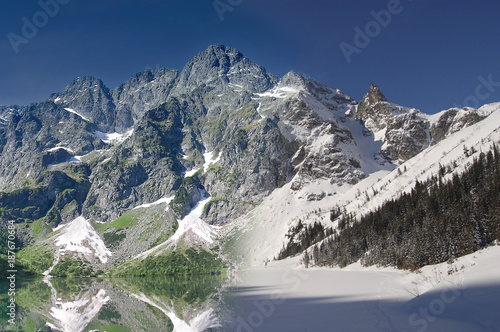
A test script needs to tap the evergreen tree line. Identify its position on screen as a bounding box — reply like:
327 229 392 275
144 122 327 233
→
276 220 333 260
308 144 500 270
114 248 225 276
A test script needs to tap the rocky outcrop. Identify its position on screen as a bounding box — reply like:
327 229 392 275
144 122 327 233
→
51 76 116 132
112 68 179 131
355 83 487 163
429 108 486 145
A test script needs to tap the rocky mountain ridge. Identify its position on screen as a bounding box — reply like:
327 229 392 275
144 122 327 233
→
0 44 492 272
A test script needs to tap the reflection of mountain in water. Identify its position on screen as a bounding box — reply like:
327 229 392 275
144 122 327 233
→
1 275 224 331
131 293 219 332
45 278 110 332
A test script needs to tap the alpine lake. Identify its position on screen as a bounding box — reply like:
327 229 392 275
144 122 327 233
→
1 274 230 331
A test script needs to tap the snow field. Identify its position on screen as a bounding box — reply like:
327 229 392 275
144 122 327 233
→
231 246 500 332
52 216 112 265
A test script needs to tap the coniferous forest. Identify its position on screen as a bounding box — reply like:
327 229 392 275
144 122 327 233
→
307 144 500 270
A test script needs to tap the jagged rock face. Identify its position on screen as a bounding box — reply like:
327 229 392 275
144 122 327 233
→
0 101 105 191
52 77 116 132
112 68 179 131
355 83 489 163
83 101 187 222
252 71 364 191
429 108 485 145
380 111 430 162
173 45 278 97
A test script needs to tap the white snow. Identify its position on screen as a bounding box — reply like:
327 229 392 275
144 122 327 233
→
54 97 62 103
232 245 500 332
340 104 500 221
228 168 392 265
133 196 174 211
53 216 112 264
256 86 301 99
168 193 218 245
182 151 221 177
94 128 133 145
64 108 90 122
183 168 200 178
477 101 500 116
202 151 221 173
68 151 94 163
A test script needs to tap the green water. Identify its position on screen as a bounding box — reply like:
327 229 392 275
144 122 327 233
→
0 275 226 332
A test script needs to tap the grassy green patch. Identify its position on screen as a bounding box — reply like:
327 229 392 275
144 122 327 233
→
15 278 52 312
17 245 54 275
103 231 127 246
50 255 93 277
86 320 132 332
202 197 228 216
95 209 141 232
31 218 51 237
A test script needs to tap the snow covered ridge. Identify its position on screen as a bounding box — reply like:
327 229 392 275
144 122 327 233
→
133 196 174 211
341 104 500 221
53 216 112 264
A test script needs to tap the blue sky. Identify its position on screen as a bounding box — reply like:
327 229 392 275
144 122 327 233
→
1 0 499 114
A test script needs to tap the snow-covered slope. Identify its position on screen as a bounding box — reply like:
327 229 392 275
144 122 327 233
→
342 102 500 220
42 216 112 275
53 216 112 264
229 103 500 266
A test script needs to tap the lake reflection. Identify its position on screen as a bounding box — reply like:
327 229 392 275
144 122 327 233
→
1 275 226 331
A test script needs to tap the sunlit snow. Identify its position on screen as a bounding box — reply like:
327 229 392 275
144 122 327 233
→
54 216 112 264
133 196 174 211
64 108 90 122
94 128 133 144
202 151 220 173
135 191 219 259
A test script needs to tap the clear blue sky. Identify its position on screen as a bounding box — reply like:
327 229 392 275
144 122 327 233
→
1 0 499 114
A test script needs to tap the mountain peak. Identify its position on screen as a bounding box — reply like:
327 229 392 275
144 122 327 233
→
187 44 245 72
68 76 107 89
278 71 307 90
367 82 387 104
173 45 277 94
